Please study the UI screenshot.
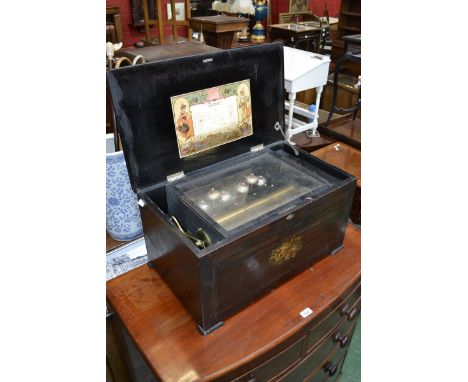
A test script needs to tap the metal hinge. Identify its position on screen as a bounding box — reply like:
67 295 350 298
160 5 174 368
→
167 171 185 182
250 144 264 152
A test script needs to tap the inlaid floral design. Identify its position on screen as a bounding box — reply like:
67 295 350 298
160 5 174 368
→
269 235 303 265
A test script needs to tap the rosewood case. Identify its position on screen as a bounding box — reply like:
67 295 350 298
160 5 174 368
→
107 43 357 334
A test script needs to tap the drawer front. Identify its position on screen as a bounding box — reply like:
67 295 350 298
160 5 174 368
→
281 316 358 382
326 355 346 382
306 286 361 352
234 336 305 382
304 339 351 382
304 368 328 382
305 352 346 382
235 336 305 382
214 184 354 317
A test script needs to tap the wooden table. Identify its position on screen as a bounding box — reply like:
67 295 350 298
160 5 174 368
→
229 37 265 49
269 22 322 52
116 40 221 63
189 15 250 49
106 225 361 381
312 143 361 224
318 115 361 150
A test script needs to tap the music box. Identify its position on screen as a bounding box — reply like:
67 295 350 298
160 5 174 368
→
107 43 356 334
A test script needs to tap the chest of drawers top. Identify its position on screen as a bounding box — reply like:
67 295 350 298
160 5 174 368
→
106 225 361 381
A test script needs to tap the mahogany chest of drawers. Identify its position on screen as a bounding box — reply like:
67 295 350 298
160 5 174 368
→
106 224 361 382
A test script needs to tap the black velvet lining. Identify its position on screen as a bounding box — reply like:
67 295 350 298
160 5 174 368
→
107 43 285 192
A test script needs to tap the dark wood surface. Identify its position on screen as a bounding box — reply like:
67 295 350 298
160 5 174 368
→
319 117 361 150
311 142 361 225
140 143 356 333
189 16 250 30
116 40 221 62
106 224 360 381
292 133 336 152
269 23 321 52
189 16 250 48
311 143 361 189
229 37 266 49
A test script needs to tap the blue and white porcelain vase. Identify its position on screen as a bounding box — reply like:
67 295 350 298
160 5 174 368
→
106 133 143 241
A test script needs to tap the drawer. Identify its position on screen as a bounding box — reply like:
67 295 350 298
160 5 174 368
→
301 368 328 382
281 315 358 382
234 336 306 382
322 351 347 382
306 285 360 351
304 352 346 382
304 340 350 382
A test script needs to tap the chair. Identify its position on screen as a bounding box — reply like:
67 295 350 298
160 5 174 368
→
278 11 319 24
140 0 192 45
106 6 123 44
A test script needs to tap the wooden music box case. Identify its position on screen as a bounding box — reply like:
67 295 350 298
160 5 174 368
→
107 43 357 335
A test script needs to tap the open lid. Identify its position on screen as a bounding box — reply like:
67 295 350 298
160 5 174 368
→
107 43 285 192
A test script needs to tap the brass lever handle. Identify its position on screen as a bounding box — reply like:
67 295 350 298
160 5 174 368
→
170 216 206 249
171 216 211 249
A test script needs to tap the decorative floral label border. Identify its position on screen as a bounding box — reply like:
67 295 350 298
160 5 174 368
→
170 79 253 158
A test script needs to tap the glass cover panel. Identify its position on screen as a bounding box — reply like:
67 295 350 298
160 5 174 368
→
176 152 326 232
